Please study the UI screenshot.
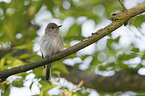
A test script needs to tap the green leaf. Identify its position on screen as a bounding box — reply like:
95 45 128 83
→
52 61 69 74
40 80 57 92
28 55 42 62
33 67 44 79
14 45 28 50
131 48 140 53
130 15 145 27
43 90 50 96
118 53 137 61
11 59 25 67
4 86 10 96
19 53 30 59
98 65 106 71
30 81 34 90
12 78 24 87
0 57 6 70
44 0 54 13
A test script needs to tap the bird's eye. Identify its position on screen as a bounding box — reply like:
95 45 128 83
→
52 27 54 29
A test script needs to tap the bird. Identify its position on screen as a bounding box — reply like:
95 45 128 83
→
40 23 64 80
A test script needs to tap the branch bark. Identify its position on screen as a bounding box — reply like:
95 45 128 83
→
0 2 145 82
61 65 145 92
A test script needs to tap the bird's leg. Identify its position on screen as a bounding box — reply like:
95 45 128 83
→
44 55 49 68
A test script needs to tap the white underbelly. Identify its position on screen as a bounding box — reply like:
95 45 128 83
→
40 37 62 57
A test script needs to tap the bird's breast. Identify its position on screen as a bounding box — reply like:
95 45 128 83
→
40 33 63 57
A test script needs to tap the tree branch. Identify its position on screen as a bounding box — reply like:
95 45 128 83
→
61 65 145 92
0 2 145 82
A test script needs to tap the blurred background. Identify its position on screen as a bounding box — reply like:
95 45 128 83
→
0 0 145 96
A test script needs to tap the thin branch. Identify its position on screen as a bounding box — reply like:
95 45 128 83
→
0 2 145 82
70 80 84 92
119 0 127 10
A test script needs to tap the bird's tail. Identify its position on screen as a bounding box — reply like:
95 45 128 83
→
45 63 52 80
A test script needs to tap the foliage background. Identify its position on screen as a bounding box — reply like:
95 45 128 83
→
0 0 145 96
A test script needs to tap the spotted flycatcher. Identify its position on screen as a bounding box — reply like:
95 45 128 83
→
40 23 64 80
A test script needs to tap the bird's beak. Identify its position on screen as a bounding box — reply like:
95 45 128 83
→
58 25 62 28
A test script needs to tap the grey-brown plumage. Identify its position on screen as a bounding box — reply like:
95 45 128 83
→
40 23 63 80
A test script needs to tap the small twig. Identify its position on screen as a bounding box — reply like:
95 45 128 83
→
70 80 84 92
104 14 111 20
61 78 66 96
118 0 129 26
119 0 127 10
